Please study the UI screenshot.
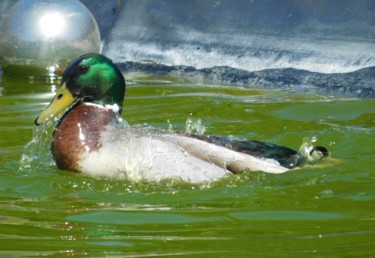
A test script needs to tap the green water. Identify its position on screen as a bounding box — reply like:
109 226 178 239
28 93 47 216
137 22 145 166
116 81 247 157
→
0 72 374 257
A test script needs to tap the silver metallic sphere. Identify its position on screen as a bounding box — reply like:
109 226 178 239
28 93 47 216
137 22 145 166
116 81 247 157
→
0 0 101 75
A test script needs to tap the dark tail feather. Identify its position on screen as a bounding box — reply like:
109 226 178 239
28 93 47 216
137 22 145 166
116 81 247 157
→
187 134 328 169
187 134 299 168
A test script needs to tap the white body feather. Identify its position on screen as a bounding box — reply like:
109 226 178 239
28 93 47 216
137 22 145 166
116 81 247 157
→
78 121 289 183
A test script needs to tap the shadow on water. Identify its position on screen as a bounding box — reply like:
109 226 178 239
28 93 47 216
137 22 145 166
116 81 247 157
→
120 62 375 98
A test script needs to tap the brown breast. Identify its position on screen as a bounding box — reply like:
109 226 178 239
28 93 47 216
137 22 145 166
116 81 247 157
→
52 104 118 172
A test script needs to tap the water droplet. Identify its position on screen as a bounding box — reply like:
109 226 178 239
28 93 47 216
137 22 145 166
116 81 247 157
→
320 189 334 198
185 116 206 134
167 119 174 131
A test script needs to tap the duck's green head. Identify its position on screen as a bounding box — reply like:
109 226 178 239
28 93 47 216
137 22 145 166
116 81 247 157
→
35 53 126 125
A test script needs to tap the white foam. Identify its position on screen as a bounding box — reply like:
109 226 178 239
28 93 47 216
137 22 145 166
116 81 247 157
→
104 29 375 74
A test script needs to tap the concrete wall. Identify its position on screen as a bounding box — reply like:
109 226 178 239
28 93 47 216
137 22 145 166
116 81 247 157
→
102 0 375 73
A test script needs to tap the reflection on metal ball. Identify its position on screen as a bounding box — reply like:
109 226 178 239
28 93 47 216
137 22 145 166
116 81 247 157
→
0 0 101 76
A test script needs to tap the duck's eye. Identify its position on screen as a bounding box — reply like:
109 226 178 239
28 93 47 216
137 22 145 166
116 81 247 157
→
57 94 63 100
78 65 89 74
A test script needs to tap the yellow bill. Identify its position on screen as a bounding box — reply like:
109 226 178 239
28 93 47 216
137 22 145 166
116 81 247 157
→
35 83 75 125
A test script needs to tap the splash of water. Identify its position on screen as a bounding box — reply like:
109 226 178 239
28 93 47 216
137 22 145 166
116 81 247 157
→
167 119 174 132
296 136 327 167
185 116 206 135
19 121 57 172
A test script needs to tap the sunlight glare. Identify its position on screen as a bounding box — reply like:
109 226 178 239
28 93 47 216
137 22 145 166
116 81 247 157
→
39 12 66 38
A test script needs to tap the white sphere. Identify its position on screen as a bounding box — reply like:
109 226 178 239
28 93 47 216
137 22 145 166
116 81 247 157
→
0 0 101 75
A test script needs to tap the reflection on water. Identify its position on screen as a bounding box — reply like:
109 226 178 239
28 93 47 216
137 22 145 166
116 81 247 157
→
0 73 374 256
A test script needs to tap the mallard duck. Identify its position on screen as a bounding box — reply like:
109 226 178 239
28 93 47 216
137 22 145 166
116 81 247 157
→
35 53 328 183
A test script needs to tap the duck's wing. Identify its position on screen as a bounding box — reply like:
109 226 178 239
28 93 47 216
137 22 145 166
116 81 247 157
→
186 134 300 169
170 134 291 174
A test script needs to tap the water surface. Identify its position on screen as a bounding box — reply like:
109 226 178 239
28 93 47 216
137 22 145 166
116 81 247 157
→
0 73 374 256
